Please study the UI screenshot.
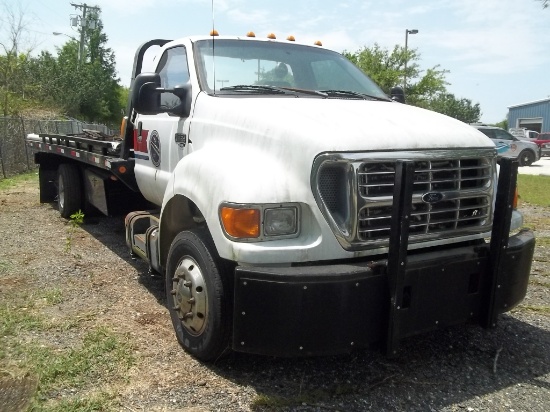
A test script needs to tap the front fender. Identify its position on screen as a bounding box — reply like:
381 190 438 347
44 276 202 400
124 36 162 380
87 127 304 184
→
159 143 334 264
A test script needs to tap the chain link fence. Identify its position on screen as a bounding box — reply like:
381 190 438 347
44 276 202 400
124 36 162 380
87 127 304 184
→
0 117 114 179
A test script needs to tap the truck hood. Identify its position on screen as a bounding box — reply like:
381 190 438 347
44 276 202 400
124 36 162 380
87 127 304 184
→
191 93 493 155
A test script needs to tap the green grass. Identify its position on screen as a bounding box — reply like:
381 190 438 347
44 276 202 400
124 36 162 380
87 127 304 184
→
37 392 117 412
1 287 135 411
0 303 44 337
0 259 12 274
0 171 38 190
2 325 135 411
29 327 135 390
41 288 64 305
515 305 550 315
517 174 550 207
251 383 358 410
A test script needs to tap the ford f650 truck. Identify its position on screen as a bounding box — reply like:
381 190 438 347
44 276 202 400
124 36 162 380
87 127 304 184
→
27 33 535 361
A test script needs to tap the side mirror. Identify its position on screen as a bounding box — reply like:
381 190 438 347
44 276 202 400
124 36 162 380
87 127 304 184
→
131 73 162 115
390 86 405 104
168 83 192 118
131 73 192 117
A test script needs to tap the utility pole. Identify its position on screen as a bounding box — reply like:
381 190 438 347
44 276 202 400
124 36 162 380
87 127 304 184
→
403 29 418 92
70 3 100 67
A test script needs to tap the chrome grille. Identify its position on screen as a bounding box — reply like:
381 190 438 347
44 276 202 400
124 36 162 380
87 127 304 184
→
312 149 496 251
358 158 492 241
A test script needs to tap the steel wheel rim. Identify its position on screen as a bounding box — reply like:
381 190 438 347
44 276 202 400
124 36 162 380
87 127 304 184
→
58 176 65 209
171 256 208 336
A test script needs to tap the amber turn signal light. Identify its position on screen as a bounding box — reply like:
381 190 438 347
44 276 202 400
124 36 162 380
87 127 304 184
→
220 207 260 238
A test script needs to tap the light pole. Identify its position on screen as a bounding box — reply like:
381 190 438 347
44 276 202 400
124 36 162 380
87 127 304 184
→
53 32 80 66
53 32 77 41
216 79 229 90
404 29 418 92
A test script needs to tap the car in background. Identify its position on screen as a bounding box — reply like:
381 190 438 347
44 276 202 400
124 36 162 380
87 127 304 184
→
534 132 550 157
471 124 540 166
509 128 539 140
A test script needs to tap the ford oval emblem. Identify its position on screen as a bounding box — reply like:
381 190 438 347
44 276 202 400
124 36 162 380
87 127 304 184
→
422 192 444 204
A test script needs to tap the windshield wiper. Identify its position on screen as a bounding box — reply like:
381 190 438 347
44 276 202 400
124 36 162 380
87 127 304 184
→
219 85 288 94
318 90 390 101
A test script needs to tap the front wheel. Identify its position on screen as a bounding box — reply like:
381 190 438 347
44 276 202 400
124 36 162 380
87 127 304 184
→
165 229 231 361
518 150 535 167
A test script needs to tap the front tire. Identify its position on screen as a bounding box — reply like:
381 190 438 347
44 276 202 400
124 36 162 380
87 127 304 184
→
165 229 231 361
518 150 535 167
57 163 82 218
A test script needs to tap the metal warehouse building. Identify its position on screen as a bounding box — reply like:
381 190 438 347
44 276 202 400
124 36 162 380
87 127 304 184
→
508 98 550 133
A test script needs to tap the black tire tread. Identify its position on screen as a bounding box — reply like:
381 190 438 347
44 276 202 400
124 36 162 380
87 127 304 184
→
165 228 231 361
57 163 82 218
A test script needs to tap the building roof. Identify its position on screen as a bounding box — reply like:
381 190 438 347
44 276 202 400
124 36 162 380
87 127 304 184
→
508 97 550 109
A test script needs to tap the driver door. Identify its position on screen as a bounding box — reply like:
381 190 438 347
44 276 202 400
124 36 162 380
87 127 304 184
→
134 46 191 205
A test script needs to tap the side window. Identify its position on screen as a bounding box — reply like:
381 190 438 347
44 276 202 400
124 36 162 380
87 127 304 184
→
478 128 494 139
494 129 513 140
156 47 190 109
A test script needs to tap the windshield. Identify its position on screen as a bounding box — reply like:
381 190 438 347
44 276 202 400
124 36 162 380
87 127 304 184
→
194 39 388 99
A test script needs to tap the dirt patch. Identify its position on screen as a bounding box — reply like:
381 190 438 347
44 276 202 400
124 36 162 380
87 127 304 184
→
0 375 37 412
1 179 549 411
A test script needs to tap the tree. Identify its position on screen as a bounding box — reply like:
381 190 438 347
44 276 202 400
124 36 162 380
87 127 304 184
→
0 1 35 115
31 7 123 124
343 44 449 104
423 93 481 123
344 44 484 122
493 119 508 130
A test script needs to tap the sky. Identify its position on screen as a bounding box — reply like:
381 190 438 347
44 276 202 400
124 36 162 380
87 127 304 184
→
6 0 550 124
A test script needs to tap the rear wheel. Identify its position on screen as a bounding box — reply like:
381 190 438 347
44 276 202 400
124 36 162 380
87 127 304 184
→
518 150 535 167
165 229 231 361
57 164 82 218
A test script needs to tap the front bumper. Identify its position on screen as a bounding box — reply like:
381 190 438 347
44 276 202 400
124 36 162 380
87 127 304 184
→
232 229 535 357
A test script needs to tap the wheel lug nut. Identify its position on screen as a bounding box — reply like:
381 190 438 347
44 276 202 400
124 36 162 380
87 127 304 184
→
188 297 195 304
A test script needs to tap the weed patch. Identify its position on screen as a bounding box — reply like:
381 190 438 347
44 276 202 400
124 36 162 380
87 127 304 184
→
65 210 85 253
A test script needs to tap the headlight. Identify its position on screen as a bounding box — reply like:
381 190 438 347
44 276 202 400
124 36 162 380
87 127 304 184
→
220 203 300 241
264 207 297 236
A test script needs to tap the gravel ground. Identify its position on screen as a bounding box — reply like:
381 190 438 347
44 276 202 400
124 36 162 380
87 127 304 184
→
1 178 549 411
